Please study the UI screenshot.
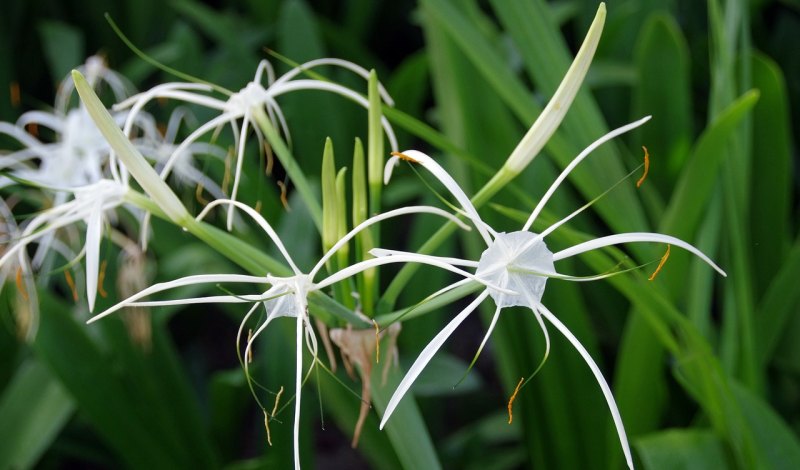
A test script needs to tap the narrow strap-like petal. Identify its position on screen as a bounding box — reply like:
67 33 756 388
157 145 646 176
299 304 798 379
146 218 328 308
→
380 290 489 429
536 302 633 470
523 116 651 231
553 232 726 276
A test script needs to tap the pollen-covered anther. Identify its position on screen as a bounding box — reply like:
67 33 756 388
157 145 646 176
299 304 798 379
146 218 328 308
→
98 260 109 298
648 244 671 281
247 329 254 363
64 270 79 302
15 266 28 301
636 146 650 188
390 151 419 163
507 377 524 424
277 181 291 211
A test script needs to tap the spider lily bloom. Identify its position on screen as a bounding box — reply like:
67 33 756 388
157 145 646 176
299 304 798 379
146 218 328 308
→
86 199 512 470
0 55 141 191
377 117 727 470
114 58 399 229
0 178 132 312
133 107 227 200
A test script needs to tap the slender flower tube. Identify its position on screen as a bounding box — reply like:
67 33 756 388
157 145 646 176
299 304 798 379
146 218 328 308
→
378 117 726 470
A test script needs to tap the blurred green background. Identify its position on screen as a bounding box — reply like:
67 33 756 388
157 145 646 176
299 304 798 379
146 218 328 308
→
1 0 798 468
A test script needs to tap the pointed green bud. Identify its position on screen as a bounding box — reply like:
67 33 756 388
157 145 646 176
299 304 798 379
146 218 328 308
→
321 137 338 254
367 69 383 216
503 3 606 174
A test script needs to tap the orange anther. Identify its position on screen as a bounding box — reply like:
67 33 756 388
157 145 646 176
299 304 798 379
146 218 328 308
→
247 329 254 364
15 266 28 301
277 181 291 211
98 260 108 298
636 146 650 188
64 270 79 302
9 82 20 108
649 245 671 281
390 151 419 163
507 377 524 424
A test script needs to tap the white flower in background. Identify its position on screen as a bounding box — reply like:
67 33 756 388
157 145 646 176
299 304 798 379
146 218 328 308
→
133 107 227 199
0 55 142 190
376 117 727 470
0 179 131 312
86 199 510 470
114 58 400 229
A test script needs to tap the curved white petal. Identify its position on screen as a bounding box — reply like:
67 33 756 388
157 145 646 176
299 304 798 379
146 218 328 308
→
385 150 494 245
379 291 489 429
316 253 514 295
268 80 398 151
369 248 479 268
85 201 103 312
87 273 268 323
553 232 726 277
310 205 470 278
522 116 651 231
536 302 632 470
196 199 301 275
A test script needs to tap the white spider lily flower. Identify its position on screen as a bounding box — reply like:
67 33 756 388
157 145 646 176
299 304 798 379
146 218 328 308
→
55 55 134 115
378 117 727 470
0 179 131 312
0 55 142 190
133 107 227 198
114 58 399 230
87 199 506 470
0 108 121 190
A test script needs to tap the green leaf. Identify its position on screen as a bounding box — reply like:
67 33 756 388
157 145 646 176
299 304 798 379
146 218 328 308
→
749 52 793 297
733 382 800 469
38 21 84 86
0 359 74 469
636 429 730 470
632 13 693 185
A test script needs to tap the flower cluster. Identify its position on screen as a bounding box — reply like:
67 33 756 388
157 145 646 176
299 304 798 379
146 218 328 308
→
2 5 727 470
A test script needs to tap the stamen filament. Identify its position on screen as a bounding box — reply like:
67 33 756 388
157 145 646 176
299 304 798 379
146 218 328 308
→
15 266 28 301
373 319 380 364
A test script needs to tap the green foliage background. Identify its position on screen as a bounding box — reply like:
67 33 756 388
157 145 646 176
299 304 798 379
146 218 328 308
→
0 0 798 468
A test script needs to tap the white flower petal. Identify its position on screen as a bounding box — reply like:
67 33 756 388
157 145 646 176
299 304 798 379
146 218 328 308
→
310 205 470 278
84 201 103 312
197 199 301 275
380 290 490 429
389 150 494 245
553 232 726 277
87 273 268 323
522 116 651 231
369 248 479 268
536 302 633 470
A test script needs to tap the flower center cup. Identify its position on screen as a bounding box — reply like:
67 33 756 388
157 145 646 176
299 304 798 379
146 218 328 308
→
476 231 555 309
